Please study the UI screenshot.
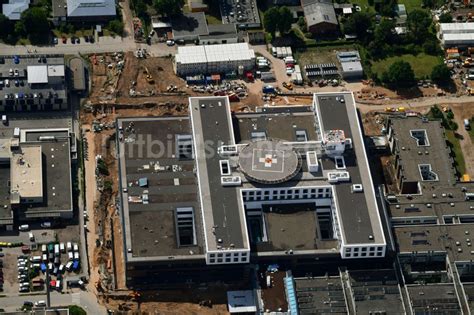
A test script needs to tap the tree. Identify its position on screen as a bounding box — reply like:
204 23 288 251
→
131 0 148 19
374 18 396 44
382 60 416 88
69 306 87 315
376 0 396 16
297 16 307 32
431 63 451 85
407 9 432 43
264 7 280 37
0 14 12 39
18 7 50 43
439 12 453 23
343 12 373 42
108 19 124 36
423 38 440 55
278 6 293 35
153 0 184 17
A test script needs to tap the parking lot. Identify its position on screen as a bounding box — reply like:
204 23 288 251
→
0 223 83 296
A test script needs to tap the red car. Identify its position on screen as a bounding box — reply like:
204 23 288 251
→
21 245 30 253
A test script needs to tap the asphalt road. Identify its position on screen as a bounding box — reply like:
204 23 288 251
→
0 290 106 313
0 36 176 57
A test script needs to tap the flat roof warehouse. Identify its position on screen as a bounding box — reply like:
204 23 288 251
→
117 93 386 267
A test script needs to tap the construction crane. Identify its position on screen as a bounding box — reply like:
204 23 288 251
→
143 67 154 84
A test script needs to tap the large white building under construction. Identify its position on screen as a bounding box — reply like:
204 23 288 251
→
174 43 256 76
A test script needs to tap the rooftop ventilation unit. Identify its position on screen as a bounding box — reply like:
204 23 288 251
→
351 184 363 193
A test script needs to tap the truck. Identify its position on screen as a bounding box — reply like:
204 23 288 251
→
465 119 471 130
72 260 80 271
262 85 276 94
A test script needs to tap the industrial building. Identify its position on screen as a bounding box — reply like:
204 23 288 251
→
0 55 68 111
337 51 363 80
439 22 474 46
0 124 75 228
174 43 255 76
117 93 387 288
381 115 474 312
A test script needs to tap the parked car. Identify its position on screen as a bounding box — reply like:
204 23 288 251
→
34 300 46 307
40 222 51 228
18 224 29 231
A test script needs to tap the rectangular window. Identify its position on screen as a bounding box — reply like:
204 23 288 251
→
217 258 223 263
234 257 239 262
225 258 231 262
217 253 223 258
210 259 215 263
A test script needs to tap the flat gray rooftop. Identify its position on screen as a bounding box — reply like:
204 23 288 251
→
462 283 474 313
19 129 72 218
349 269 405 314
389 117 456 188
395 224 474 261
189 97 248 251
254 203 338 252
171 12 209 40
295 276 348 314
315 94 384 245
0 165 12 221
407 284 461 313
233 108 319 143
117 117 204 259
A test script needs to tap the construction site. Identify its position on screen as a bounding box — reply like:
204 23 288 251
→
80 50 474 314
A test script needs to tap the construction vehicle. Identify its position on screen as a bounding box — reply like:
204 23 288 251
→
143 67 154 84
128 291 141 301
282 82 293 90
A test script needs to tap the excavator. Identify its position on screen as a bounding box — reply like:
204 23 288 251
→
143 67 154 84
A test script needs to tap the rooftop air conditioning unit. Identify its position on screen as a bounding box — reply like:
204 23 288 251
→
351 184 363 193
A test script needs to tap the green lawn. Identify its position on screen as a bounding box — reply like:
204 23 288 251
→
445 130 466 176
371 54 442 79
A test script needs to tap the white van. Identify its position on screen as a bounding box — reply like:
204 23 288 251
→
56 280 61 291
30 256 41 263
42 254 47 261
66 261 73 271
66 242 72 251
18 224 29 231
40 222 51 228
68 252 73 260
59 264 65 273
2 115 7 125
74 252 79 260
41 244 47 253
54 244 60 256
60 243 65 253
73 243 79 252
28 232 34 242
